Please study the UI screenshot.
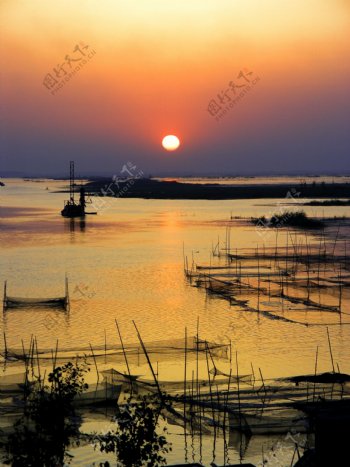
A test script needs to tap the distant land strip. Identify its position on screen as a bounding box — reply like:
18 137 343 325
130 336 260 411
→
79 178 350 200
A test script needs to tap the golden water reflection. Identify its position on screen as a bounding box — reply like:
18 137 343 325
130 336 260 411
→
0 179 349 383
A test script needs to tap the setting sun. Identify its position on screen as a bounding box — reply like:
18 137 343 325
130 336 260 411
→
162 135 180 151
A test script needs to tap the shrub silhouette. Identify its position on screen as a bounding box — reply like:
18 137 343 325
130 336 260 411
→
252 210 324 229
95 394 171 467
1 361 89 466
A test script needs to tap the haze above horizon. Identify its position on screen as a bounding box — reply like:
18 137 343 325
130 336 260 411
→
1 0 349 176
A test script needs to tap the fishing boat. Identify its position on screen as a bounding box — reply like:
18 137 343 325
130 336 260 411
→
61 161 86 217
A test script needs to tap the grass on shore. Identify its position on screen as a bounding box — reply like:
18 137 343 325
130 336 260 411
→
304 199 350 206
251 210 325 229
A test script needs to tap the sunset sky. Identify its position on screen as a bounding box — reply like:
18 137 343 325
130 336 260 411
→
1 0 349 176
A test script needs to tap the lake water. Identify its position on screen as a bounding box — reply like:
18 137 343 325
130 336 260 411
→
0 178 349 465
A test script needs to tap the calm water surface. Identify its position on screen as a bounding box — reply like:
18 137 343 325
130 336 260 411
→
0 178 349 465
1 179 350 376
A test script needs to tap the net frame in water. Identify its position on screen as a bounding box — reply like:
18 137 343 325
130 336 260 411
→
2 277 70 312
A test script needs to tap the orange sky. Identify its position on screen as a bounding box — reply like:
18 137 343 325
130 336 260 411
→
1 0 350 174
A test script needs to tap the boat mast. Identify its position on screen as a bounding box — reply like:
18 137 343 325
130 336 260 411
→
70 161 75 203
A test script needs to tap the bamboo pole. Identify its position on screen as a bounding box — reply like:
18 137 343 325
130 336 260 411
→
198 382 203 463
65 275 70 311
251 362 256 387
89 343 100 383
235 251 238 277
313 346 318 402
184 327 187 444
115 320 132 388
53 339 59 374
183 242 186 272
258 246 262 311
305 234 310 302
35 337 42 385
191 370 194 402
258 367 267 404
21 338 27 364
104 329 107 364
317 240 322 289
207 343 217 377
332 224 340 257
205 342 215 428
3 281 7 312
22 339 30 399
196 317 199 403
223 367 232 437
274 230 279 264
326 327 335 373
285 231 288 272
236 351 242 432
3 331 8 358
133 320 163 403
338 265 343 314
29 335 34 378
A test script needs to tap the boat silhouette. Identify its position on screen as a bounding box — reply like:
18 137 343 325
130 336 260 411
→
61 161 86 218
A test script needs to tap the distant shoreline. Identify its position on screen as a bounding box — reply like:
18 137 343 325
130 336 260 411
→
81 178 350 200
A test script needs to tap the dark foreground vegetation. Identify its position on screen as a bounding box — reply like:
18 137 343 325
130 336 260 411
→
0 362 170 467
94 394 170 467
0 361 89 466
